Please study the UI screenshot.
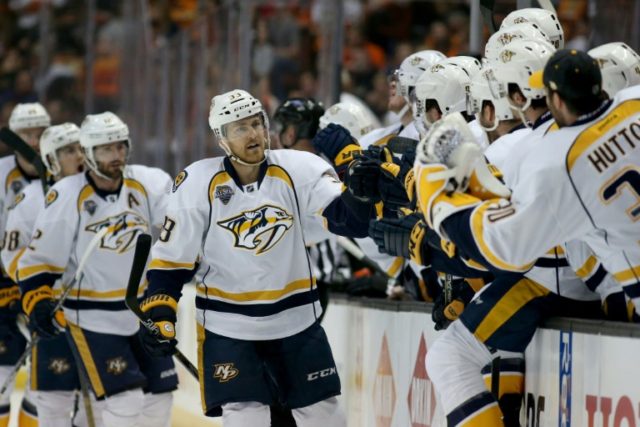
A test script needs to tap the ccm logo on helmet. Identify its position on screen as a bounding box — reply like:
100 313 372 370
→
307 367 337 381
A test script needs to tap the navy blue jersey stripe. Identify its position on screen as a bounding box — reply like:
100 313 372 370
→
63 297 142 312
195 288 319 317
584 265 608 292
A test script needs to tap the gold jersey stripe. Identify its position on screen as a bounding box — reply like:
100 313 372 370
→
474 278 549 343
196 278 315 302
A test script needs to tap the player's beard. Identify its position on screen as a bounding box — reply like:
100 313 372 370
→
97 160 125 180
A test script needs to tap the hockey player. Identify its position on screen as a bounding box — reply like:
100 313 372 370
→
0 102 51 427
2 123 85 427
416 49 640 425
359 50 445 149
500 7 565 49
140 89 374 426
588 42 640 97
17 112 177 427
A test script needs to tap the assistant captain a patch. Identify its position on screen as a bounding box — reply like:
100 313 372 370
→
214 185 234 205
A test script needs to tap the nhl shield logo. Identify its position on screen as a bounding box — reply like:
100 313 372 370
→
84 200 97 215
215 185 234 205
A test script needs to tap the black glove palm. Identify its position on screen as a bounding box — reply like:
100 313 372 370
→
368 213 422 258
30 299 64 339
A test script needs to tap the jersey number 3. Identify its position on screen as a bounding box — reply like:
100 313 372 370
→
601 167 640 222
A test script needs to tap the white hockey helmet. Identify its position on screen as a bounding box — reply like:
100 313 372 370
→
318 102 375 140
588 42 640 97
501 8 564 49
40 123 81 176
443 56 483 80
9 102 51 132
79 112 130 179
484 22 551 62
467 66 514 131
491 38 556 111
415 62 471 124
208 89 270 165
395 50 446 102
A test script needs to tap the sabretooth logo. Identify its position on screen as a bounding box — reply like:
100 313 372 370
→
213 363 239 382
307 367 337 381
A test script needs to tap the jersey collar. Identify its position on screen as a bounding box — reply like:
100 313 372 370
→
532 111 552 130
13 156 38 182
86 171 123 199
223 156 268 192
571 100 613 128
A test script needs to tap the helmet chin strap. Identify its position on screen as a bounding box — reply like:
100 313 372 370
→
219 138 270 167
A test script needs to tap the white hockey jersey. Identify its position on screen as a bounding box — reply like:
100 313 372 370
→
17 166 171 335
457 87 640 305
0 156 36 279
1 181 45 282
148 150 344 340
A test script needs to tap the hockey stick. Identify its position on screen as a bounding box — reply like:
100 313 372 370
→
0 127 48 192
537 0 557 13
479 0 498 34
336 236 398 294
386 136 418 155
0 226 109 396
491 355 501 400
125 233 199 379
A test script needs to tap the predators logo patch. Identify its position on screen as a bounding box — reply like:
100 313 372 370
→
45 189 58 207
217 204 293 254
172 170 188 193
85 211 148 253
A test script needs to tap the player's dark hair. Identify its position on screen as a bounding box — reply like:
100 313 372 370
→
507 83 547 110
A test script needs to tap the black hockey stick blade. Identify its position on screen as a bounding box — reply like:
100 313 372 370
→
125 233 152 317
0 127 49 191
479 0 498 34
126 233 199 379
387 136 418 155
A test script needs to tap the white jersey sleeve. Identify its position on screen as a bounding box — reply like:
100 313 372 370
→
149 161 210 274
1 182 44 282
17 177 81 289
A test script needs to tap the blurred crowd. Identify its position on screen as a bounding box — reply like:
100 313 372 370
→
0 0 607 156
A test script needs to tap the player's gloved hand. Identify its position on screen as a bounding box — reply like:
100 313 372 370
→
345 158 383 202
312 123 361 175
431 278 477 331
22 285 66 339
139 293 178 357
368 213 422 258
0 285 21 337
346 158 411 209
